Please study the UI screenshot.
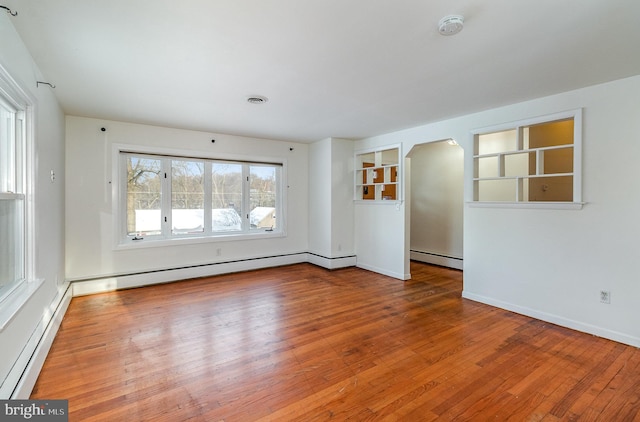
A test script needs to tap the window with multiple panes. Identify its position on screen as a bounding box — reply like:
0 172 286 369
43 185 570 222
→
119 151 282 244
471 109 582 208
0 88 27 301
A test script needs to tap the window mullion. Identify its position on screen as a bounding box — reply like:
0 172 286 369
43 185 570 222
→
203 161 212 234
120 153 128 242
162 159 172 238
242 164 250 232
1 109 16 193
16 113 25 194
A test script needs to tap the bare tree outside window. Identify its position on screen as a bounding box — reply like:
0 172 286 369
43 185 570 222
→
172 160 204 234
126 156 161 235
250 165 277 230
212 163 243 231
121 151 282 242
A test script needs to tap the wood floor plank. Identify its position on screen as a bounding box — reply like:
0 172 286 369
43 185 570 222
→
30 262 640 421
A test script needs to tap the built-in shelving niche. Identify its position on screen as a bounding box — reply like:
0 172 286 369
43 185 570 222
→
355 145 401 201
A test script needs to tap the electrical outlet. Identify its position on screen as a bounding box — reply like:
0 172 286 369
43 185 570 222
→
600 290 611 304
216 248 222 257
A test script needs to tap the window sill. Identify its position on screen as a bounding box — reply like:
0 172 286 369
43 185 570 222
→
467 201 585 210
115 230 286 250
0 278 45 332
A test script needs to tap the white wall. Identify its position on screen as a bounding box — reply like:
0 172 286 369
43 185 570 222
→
330 138 355 258
308 138 355 268
0 15 67 398
409 141 464 269
355 75 640 347
354 201 408 279
66 116 309 285
308 139 332 255
350 140 409 280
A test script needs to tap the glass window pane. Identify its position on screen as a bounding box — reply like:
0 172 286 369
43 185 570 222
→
0 102 16 193
0 198 23 291
172 160 204 235
126 156 162 236
250 165 277 230
211 162 242 232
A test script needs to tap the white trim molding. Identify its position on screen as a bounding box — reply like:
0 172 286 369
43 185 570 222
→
306 253 357 270
3 283 72 399
462 290 640 348
72 253 308 296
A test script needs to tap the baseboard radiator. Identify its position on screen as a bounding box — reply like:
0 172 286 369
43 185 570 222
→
410 250 463 270
71 252 357 297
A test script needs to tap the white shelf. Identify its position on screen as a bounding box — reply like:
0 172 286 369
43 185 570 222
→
355 182 399 186
467 201 585 210
473 172 572 181
474 144 573 159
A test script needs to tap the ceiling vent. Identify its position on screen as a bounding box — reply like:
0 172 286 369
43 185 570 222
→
247 96 268 104
438 15 464 36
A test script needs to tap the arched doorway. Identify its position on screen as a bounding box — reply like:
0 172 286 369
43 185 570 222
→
406 139 464 273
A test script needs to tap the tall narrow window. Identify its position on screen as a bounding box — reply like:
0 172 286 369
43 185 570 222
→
0 92 26 300
250 165 277 231
125 155 162 237
211 163 242 232
171 160 204 235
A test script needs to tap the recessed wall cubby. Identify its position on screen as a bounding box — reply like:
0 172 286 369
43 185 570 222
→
354 146 400 201
471 109 582 208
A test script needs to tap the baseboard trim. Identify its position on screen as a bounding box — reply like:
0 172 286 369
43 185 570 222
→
462 290 640 348
410 250 463 270
72 253 310 296
72 252 366 296
9 283 72 399
306 253 357 270
356 262 410 280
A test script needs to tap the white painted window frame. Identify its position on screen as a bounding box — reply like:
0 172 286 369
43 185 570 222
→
112 143 287 249
0 63 41 331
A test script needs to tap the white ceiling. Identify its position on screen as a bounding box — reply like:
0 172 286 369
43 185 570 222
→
5 0 640 143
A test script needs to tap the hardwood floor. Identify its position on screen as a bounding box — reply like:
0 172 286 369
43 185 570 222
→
31 262 640 421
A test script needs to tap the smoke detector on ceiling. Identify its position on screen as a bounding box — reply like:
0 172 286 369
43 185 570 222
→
438 15 464 36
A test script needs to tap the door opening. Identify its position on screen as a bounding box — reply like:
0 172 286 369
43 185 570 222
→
406 139 464 273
